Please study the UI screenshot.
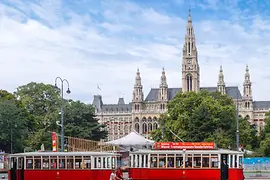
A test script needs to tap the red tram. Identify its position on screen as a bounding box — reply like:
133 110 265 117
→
7 142 245 180
8 151 119 180
129 142 244 180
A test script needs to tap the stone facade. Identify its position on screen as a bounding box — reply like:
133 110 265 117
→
92 12 270 141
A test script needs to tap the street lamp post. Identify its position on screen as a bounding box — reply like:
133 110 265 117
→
54 77 71 152
236 90 240 151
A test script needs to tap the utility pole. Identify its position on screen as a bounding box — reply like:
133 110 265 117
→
236 90 239 151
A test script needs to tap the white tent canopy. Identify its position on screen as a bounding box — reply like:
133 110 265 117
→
106 131 155 146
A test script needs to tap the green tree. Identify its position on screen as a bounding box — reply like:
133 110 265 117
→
238 117 258 150
15 82 61 150
0 90 31 153
257 112 270 156
152 90 237 148
64 100 107 141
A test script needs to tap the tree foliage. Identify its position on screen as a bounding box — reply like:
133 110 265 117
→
0 90 31 153
5 82 108 151
152 90 258 149
64 100 107 141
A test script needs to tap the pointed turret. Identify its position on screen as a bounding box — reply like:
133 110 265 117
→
243 65 253 110
158 68 168 111
132 68 143 111
217 66 226 95
243 65 252 98
182 9 200 93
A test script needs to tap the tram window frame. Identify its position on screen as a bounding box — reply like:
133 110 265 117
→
18 157 23 169
26 156 33 169
167 154 175 168
185 154 192 168
50 156 57 169
66 156 74 169
210 154 218 168
193 154 201 168
58 156 65 169
75 156 82 169
84 156 91 169
158 154 166 168
150 154 157 168
202 154 210 168
239 155 243 168
42 156 49 169
176 155 183 168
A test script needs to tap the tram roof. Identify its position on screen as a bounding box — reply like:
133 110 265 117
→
8 151 120 157
130 149 244 155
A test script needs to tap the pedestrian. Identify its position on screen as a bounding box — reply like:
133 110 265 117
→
110 169 116 180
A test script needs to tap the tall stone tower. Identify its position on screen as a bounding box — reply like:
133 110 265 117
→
217 66 226 95
243 65 253 110
132 68 144 112
158 67 168 111
182 10 200 93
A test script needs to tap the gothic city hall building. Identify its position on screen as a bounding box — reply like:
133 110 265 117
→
92 12 270 141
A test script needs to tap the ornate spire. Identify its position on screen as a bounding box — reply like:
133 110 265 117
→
243 65 252 98
217 65 226 94
218 66 225 84
135 68 142 86
160 67 168 87
183 8 197 57
245 65 250 82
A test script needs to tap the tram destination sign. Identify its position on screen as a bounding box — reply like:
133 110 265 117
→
154 142 216 150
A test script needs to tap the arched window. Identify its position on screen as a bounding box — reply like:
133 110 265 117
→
186 74 192 91
153 123 158 130
143 123 147 134
148 123 153 132
135 123 140 132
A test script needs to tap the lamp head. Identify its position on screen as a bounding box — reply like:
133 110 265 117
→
66 88 71 94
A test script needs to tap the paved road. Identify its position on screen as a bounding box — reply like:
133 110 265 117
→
0 173 7 180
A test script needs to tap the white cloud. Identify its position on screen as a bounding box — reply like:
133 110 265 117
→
0 0 270 105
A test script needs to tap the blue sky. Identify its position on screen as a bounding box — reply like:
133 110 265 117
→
0 0 270 104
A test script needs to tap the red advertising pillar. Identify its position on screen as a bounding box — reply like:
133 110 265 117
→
52 132 57 152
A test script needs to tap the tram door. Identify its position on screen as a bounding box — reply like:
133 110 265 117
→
20 157 25 180
220 154 228 180
10 158 17 180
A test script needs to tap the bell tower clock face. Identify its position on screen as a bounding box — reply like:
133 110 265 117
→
187 59 191 64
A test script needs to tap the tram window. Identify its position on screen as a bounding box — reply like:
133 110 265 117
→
67 157 74 169
58 156 65 169
50 156 57 169
42 157 49 169
84 156 91 169
150 155 157 168
158 155 166 168
202 155 209 168
34 156 41 169
193 154 201 168
185 154 192 168
167 154 175 168
176 155 183 168
18 157 23 169
239 156 243 168
26 157 33 169
75 156 82 169
210 155 218 168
